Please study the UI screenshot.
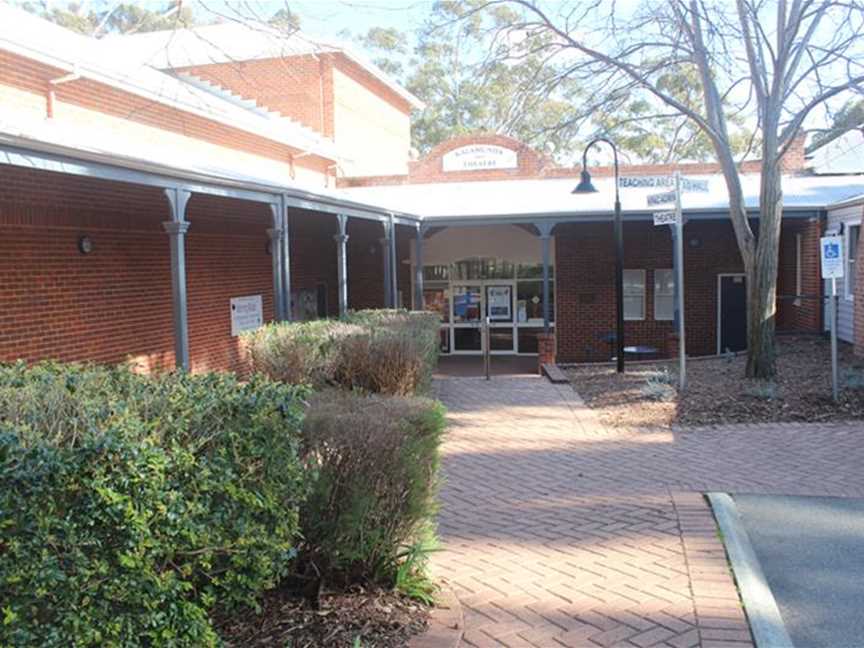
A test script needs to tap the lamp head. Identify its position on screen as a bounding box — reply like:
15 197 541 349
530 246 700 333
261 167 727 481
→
572 169 597 194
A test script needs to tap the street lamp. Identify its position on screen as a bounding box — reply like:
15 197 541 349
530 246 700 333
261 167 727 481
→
572 137 625 373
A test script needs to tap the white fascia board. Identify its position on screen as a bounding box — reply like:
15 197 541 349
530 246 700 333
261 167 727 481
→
0 41 338 162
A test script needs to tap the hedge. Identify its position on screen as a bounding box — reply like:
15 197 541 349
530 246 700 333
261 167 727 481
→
0 362 308 647
244 309 440 396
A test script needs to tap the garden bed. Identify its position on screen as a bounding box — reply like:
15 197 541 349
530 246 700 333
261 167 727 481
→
218 585 429 648
566 336 864 429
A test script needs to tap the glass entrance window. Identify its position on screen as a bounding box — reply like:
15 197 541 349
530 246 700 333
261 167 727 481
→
485 284 513 322
454 327 482 351
452 285 481 322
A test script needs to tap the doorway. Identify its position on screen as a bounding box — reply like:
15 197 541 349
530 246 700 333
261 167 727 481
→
451 281 517 354
718 274 747 353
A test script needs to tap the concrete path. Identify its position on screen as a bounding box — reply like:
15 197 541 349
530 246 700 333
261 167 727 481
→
431 375 864 648
734 494 864 648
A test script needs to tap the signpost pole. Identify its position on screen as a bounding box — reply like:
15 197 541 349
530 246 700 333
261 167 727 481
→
674 172 686 391
831 277 839 402
484 316 491 381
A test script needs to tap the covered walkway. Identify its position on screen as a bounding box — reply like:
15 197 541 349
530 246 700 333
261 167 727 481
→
431 375 864 647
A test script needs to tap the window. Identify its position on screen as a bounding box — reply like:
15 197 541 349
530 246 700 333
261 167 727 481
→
847 224 860 301
517 280 554 323
794 233 802 306
654 269 674 321
623 270 646 321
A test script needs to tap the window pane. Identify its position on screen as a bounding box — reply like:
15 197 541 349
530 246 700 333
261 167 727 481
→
654 269 674 320
423 265 449 281
452 286 481 322
517 328 543 353
517 263 554 279
623 270 645 320
517 280 554 322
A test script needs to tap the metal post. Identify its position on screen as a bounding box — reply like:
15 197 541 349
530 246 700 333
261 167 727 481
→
537 222 554 333
380 222 392 308
163 187 192 371
614 193 625 373
831 277 839 401
674 171 686 391
268 203 285 321
389 213 399 309
414 224 425 310
334 214 349 317
281 196 292 320
484 316 491 380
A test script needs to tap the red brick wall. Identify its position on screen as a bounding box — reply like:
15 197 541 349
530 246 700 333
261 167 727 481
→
554 218 820 362
0 50 331 177
776 218 823 334
0 166 275 374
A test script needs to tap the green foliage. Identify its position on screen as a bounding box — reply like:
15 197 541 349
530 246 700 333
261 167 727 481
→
0 362 308 647
244 310 440 396
299 390 446 590
394 529 440 605
354 0 583 159
18 0 196 36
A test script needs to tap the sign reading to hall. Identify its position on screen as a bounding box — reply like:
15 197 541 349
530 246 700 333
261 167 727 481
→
442 145 518 172
230 295 263 336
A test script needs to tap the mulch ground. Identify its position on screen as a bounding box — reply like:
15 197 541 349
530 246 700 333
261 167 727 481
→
217 585 430 647
566 336 864 429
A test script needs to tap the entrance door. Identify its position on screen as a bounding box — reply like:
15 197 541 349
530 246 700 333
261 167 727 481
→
485 283 516 353
718 274 747 353
451 284 482 353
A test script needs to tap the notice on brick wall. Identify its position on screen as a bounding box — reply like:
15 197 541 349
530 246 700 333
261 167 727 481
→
230 295 263 336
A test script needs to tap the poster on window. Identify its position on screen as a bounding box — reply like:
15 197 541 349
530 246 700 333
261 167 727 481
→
486 285 512 320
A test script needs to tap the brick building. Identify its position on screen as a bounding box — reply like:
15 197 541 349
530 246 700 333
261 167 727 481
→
1 5 863 372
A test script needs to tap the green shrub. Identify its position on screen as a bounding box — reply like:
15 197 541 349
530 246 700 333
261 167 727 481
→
0 362 308 647
244 309 440 395
298 389 445 593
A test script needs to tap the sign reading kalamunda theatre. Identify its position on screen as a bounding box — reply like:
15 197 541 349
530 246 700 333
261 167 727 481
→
442 145 518 172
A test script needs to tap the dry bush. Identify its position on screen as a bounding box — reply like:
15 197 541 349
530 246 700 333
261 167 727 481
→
298 389 445 590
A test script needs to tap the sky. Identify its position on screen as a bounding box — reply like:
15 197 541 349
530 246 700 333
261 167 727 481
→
193 0 433 41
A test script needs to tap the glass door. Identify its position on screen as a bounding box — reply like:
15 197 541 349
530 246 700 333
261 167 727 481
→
485 283 516 353
451 283 482 353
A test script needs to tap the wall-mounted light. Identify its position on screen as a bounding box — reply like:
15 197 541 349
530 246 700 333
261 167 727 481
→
78 235 93 255
688 237 702 248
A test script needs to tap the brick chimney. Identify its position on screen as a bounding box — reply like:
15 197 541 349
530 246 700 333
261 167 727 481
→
780 132 808 173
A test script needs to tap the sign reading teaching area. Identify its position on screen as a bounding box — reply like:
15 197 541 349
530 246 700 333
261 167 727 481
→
442 145 518 172
230 295 263 336
820 236 845 279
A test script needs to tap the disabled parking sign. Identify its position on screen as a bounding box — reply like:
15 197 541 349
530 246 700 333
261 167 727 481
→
820 236 844 279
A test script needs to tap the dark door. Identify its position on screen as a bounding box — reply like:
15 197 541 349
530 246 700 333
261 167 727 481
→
719 275 747 353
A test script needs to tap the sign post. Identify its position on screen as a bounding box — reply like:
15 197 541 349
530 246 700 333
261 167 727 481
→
820 235 844 401
649 172 690 392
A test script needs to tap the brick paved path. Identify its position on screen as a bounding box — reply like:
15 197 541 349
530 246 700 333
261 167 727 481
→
431 375 864 648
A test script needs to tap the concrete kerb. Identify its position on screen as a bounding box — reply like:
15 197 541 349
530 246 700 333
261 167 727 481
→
409 581 464 648
707 492 794 648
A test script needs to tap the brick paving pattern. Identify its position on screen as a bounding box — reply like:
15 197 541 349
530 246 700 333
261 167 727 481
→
431 375 864 647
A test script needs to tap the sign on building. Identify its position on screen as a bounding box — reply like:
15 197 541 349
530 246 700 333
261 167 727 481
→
230 295 263 336
820 235 845 279
653 211 678 226
442 145 518 172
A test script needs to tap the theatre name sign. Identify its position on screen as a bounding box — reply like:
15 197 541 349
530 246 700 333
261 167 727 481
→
442 145 518 172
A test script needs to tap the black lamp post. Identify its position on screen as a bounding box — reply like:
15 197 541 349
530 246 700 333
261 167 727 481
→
572 137 625 373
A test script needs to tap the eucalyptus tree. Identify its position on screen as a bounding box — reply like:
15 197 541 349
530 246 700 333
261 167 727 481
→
477 0 864 378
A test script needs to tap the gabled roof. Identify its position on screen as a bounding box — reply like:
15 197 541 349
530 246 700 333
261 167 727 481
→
0 4 338 161
110 22 425 110
807 128 864 176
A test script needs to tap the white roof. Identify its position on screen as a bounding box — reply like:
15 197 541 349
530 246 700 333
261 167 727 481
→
808 129 864 175
0 4 338 161
110 22 425 110
339 173 864 221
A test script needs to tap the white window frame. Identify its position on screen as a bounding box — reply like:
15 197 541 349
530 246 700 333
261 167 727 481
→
653 269 675 321
623 269 646 321
794 233 802 307
846 223 860 302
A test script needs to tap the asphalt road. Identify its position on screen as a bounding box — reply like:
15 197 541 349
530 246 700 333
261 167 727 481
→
734 494 864 648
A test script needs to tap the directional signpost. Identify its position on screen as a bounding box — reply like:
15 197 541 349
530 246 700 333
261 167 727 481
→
821 235 844 401
643 171 709 392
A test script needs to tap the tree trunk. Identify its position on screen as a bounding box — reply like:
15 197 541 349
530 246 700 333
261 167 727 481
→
745 158 784 379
